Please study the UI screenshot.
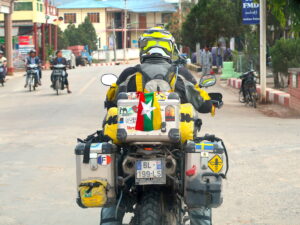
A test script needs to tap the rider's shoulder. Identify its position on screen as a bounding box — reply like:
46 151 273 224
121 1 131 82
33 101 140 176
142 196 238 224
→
121 66 139 75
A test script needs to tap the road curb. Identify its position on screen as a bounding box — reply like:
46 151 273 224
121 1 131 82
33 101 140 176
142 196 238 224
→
227 78 290 107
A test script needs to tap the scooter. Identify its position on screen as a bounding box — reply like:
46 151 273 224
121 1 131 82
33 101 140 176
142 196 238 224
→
26 64 39 92
51 64 66 95
0 63 5 86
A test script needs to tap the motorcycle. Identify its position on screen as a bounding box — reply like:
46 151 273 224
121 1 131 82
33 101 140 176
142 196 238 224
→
26 64 39 91
51 64 66 95
239 70 259 108
75 70 228 225
0 63 5 86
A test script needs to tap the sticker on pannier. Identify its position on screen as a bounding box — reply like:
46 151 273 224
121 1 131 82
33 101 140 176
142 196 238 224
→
78 179 108 208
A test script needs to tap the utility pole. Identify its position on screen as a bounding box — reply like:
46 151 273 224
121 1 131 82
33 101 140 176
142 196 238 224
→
112 19 117 62
178 0 183 53
259 0 267 102
123 0 128 62
4 0 14 75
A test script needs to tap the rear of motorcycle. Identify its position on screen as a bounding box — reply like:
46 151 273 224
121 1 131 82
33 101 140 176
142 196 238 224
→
0 66 5 86
52 70 65 95
74 74 227 225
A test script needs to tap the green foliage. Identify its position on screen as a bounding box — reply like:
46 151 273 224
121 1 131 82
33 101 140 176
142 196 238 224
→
57 27 69 49
77 17 98 50
63 17 98 50
267 0 300 32
270 38 300 75
181 0 247 49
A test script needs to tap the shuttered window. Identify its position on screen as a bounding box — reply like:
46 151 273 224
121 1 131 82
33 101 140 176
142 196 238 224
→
88 13 100 23
64 13 76 24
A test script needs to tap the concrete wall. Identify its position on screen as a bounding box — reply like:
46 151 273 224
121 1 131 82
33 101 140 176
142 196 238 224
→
288 70 300 112
58 8 107 50
92 48 139 61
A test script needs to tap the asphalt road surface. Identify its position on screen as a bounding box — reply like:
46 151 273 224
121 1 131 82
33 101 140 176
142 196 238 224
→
0 65 299 225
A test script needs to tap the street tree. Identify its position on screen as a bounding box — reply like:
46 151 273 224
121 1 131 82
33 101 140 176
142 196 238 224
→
181 0 247 50
57 27 69 49
64 23 80 46
77 17 98 50
267 0 300 32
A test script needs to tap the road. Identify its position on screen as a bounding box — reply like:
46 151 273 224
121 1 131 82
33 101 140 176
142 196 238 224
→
0 65 299 225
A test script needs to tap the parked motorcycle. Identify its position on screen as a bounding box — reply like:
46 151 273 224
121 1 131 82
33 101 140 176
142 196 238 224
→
75 70 228 225
239 70 259 108
51 64 66 95
26 64 39 91
0 63 5 86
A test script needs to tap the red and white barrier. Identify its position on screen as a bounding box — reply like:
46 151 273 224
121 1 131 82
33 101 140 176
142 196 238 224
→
227 78 290 107
91 61 128 67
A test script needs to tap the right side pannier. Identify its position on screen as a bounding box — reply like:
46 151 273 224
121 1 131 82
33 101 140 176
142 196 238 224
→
184 136 228 208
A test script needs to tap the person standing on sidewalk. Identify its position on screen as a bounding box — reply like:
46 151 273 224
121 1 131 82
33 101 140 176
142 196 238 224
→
216 43 224 71
201 46 212 75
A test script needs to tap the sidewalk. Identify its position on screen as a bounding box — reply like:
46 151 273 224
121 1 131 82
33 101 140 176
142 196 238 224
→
227 77 290 107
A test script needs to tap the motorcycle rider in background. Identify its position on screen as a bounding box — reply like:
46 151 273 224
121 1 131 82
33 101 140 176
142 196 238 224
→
24 49 42 87
50 50 72 94
101 27 213 225
0 50 7 82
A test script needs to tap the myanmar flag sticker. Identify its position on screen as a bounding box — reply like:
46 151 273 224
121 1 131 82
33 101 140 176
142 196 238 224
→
135 92 162 131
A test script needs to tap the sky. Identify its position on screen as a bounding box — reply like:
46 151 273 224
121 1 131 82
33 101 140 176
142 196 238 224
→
53 0 179 6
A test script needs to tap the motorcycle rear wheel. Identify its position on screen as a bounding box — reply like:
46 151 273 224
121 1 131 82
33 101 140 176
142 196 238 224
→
239 91 245 103
55 79 61 95
138 190 162 225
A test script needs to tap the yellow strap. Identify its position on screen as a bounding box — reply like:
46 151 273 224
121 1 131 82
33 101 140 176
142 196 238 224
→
170 73 176 91
135 72 143 92
106 83 118 101
194 84 211 101
211 105 216 117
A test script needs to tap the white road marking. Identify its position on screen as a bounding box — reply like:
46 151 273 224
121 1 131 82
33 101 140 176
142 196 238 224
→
77 76 97 96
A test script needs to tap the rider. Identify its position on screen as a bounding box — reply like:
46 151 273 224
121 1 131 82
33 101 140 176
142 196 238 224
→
50 50 72 93
105 27 214 114
0 50 7 81
25 49 42 87
101 27 213 225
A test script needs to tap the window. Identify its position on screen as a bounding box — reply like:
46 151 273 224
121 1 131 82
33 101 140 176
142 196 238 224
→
64 13 76 23
14 2 33 11
40 4 43 12
87 13 100 23
162 13 172 24
139 13 147 29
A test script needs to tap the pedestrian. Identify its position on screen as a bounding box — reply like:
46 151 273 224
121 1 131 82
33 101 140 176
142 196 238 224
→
216 43 224 70
200 45 212 76
224 45 232 62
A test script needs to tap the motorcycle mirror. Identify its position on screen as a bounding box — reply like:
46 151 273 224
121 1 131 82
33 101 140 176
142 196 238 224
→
199 74 217 88
101 73 118 86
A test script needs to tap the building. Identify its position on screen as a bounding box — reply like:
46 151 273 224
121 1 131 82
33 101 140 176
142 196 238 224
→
288 68 300 112
0 0 59 67
57 0 176 50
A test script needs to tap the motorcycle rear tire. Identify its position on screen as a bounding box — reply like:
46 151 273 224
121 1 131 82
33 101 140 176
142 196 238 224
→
239 91 245 103
139 190 162 225
55 79 60 95
251 92 257 108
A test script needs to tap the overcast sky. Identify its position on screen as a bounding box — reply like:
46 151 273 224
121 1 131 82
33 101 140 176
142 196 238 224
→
53 0 179 6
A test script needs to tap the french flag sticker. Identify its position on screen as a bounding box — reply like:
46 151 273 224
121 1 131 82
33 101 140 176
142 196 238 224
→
98 155 112 165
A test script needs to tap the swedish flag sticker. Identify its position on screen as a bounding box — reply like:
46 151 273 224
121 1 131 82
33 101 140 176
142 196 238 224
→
195 142 214 151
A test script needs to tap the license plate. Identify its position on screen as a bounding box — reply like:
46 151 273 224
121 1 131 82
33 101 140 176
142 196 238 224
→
135 159 166 185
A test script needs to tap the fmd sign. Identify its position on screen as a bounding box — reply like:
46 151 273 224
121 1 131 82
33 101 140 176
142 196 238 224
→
242 0 260 24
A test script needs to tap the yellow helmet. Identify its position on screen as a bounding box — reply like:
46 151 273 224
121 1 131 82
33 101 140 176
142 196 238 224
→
139 27 176 62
